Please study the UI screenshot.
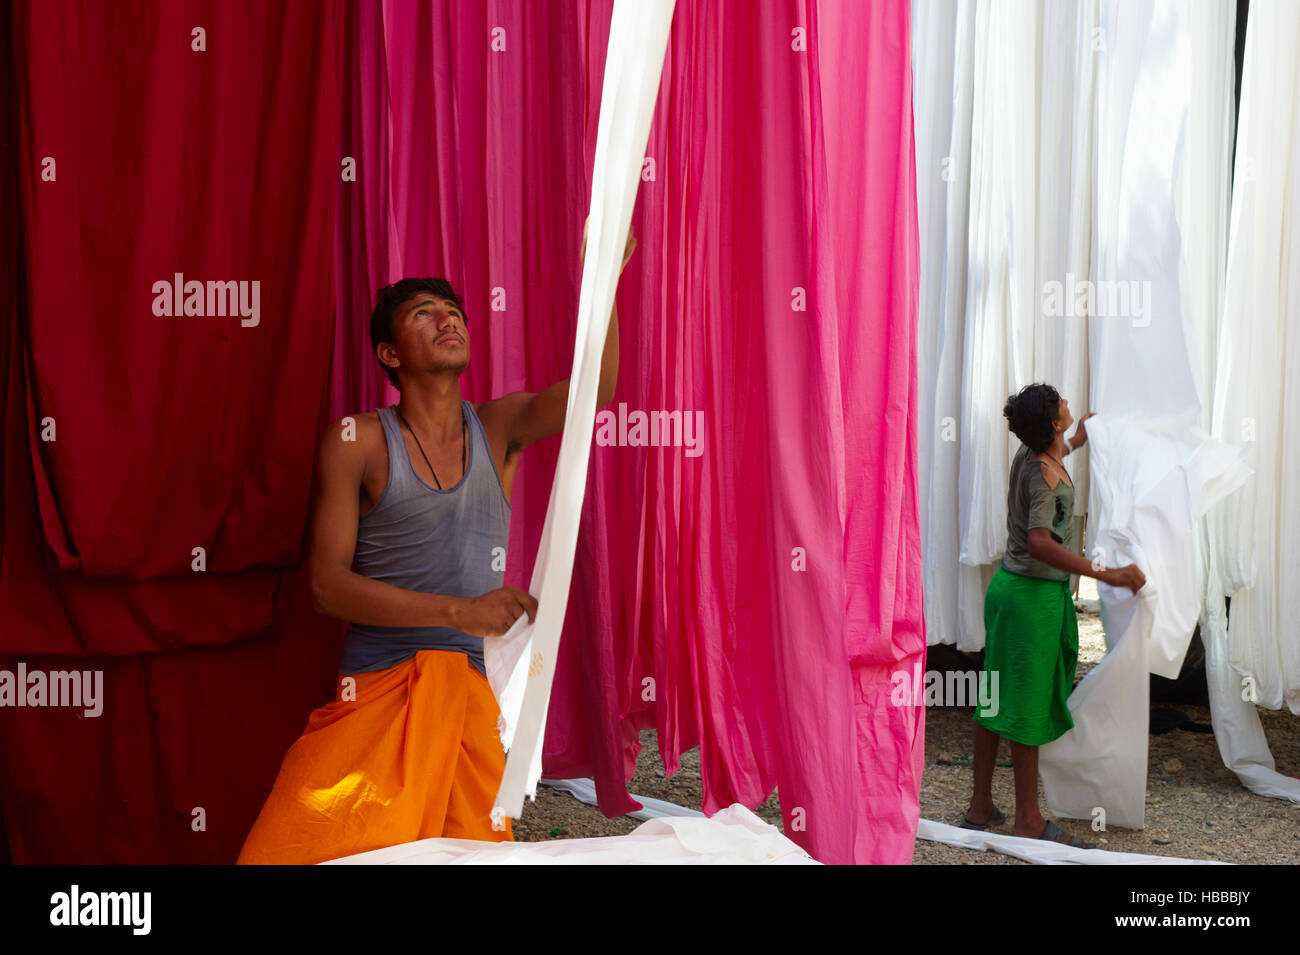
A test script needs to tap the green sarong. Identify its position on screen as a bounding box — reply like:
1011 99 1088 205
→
972 565 1079 746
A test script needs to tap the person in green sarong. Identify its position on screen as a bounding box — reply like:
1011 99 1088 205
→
959 383 1146 847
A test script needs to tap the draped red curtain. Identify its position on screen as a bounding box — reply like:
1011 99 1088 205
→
1 0 347 863
2 0 922 865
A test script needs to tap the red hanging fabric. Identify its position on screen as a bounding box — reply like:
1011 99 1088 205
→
1 0 346 863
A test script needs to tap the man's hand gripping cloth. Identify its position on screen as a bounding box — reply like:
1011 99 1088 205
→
484 0 677 822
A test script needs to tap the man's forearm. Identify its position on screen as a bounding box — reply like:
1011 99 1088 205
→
312 568 465 629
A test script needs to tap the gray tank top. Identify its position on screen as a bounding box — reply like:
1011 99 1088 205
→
339 401 511 676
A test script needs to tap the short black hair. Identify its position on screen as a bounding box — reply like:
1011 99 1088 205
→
1003 383 1061 453
369 278 467 389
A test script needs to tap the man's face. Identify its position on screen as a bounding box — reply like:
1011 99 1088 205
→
388 293 470 379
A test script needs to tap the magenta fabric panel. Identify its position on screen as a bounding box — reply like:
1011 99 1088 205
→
340 0 924 863
333 0 394 421
817 0 927 863
712 1 864 861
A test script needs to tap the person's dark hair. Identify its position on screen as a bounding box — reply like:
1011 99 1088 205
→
1003 383 1061 452
369 277 468 389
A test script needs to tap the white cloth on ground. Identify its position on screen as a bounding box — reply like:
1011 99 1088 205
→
322 803 817 865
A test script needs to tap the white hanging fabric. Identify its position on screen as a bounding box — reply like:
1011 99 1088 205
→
1202 0 1300 802
914 0 974 649
1033 0 1096 530
956 0 1041 575
485 0 677 820
1210 0 1300 713
916 0 1097 650
915 0 1300 825
1039 0 1249 829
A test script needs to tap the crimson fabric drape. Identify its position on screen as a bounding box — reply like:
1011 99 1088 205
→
1 1 346 863
345 0 924 863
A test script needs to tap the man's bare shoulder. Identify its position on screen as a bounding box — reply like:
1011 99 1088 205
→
322 409 383 438
318 411 385 467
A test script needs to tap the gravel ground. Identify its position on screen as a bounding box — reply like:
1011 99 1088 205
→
512 579 1300 863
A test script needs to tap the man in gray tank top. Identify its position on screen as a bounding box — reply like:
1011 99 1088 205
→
239 226 636 864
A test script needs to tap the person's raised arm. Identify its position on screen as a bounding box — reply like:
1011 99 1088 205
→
307 418 537 635
481 221 634 453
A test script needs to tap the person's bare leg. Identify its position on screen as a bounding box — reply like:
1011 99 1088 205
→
1009 740 1048 837
965 723 999 824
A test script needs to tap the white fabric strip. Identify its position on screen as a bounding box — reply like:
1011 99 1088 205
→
485 0 677 821
915 819 1227 866
540 777 704 821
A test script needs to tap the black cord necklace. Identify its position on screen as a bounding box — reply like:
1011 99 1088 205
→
396 405 465 490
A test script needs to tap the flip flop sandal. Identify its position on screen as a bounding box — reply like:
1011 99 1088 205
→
1037 819 1096 849
957 804 1006 830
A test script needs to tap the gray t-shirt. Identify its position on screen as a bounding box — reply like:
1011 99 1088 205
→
1000 443 1074 582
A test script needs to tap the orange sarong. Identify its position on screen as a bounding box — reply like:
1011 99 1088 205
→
237 649 513 864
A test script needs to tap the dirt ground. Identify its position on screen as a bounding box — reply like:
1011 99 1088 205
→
513 579 1300 863
510 736 784 843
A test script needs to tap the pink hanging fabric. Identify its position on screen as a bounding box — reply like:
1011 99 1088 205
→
817 0 927 863
344 0 923 863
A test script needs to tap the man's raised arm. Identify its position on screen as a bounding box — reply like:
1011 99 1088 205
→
487 222 633 451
